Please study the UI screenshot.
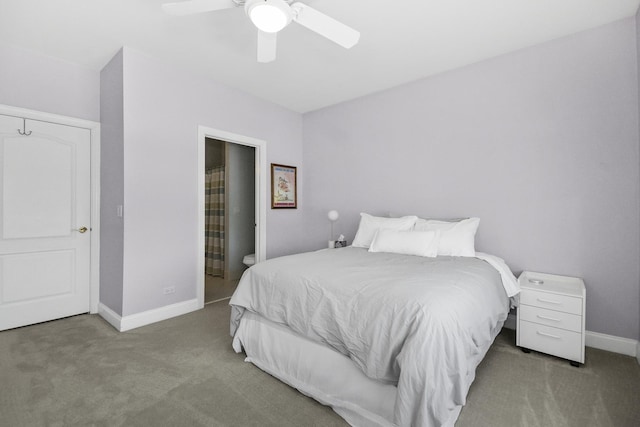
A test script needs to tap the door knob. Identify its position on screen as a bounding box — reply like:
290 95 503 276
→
76 227 88 233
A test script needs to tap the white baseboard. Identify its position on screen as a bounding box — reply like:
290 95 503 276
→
98 303 122 331
98 299 199 332
505 313 639 361
99 304 640 363
586 330 638 357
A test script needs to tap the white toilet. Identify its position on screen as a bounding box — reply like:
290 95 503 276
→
242 253 255 267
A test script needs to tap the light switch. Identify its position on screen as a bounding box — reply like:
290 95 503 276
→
117 205 123 217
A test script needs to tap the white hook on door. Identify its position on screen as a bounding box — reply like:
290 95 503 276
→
17 118 32 136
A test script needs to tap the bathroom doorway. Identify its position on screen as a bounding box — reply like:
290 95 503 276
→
197 126 267 309
204 137 255 303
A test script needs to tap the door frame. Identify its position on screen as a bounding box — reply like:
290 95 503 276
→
0 103 101 314
197 126 266 308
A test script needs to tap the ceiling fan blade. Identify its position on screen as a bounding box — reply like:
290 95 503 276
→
162 0 237 16
291 2 360 49
257 30 277 63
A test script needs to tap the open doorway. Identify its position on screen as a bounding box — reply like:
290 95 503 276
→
197 126 267 309
204 138 255 303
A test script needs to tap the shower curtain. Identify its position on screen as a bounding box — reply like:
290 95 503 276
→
205 166 225 277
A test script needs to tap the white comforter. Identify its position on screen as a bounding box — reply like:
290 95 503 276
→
230 247 516 426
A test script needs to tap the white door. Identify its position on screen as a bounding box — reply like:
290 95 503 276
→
0 114 91 331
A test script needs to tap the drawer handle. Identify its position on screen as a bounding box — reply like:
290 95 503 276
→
537 297 562 305
537 314 561 322
536 330 561 339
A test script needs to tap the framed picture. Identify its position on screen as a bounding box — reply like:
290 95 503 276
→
271 163 297 209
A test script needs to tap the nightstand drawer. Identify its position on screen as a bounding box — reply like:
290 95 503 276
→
519 305 582 332
518 321 582 362
520 289 582 315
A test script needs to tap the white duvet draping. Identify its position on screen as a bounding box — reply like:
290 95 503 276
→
230 247 517 426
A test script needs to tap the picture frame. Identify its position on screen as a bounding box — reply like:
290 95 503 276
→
271 163 297 209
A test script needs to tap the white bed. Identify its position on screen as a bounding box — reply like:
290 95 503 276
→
229 246 518 426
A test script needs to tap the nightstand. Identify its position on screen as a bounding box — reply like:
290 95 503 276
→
516 271 586 366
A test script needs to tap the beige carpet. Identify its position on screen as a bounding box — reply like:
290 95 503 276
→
1 302 639 427
204 275 239 304
457 330 640 427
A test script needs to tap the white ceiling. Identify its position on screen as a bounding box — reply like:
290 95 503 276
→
1 0 639 113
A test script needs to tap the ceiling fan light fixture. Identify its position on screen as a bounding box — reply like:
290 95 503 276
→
245 0 292 33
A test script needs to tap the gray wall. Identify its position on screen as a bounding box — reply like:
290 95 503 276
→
116 47 303 316
302 18 640 340
0 43 99 121
637 9 640 343
99 50 125 314
227 143 256 279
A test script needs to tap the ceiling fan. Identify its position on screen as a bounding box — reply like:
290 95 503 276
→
162 0 360 63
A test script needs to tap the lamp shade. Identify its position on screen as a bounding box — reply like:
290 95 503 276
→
327 210 339 222
245 0 292 33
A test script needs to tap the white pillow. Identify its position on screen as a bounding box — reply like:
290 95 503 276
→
369 229 440 257
413 217 480 257
352 213 418 248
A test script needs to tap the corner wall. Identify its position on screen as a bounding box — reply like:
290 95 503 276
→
302 18 640 340
636 7 640 346
118 48 303 316
99 49 125 315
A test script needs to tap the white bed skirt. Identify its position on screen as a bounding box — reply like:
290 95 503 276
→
232 311 401 427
